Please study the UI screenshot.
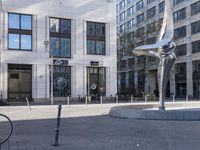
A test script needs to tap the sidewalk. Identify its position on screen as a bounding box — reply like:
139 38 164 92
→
1 102 200 150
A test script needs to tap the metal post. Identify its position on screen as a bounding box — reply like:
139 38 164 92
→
116 95 118 104
88 96 91 102
100 96 103 104
67 96 70 106
25 97 31 110
53 105 62 146
173 94 175 102
85 96 88 105
131 95 133 103
186 94 188 102
145 95 147 103
51 65 54 105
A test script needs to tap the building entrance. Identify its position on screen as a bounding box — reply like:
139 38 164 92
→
87 67 106 100
8 64 32 101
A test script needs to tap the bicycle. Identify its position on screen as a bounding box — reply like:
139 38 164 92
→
0 114 13 145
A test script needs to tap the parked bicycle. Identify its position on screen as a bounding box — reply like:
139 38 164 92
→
0 114 13 145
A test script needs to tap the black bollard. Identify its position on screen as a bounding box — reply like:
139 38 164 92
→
53 105 62 146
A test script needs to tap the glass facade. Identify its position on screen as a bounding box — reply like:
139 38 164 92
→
8 13 32 50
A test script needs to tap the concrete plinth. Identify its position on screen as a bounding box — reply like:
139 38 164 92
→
109 103 200 120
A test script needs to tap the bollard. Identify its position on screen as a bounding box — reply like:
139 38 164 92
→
116 95 118 104
25 97 31 110
53 105 62 146
67 96 70 106
131 95 133 103
85 96 88 105
186 94 188 102
88 96 91 102
173 94 175 102
145 95 147 103
100 96 103 104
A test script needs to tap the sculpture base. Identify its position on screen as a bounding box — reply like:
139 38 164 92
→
109 103 200 120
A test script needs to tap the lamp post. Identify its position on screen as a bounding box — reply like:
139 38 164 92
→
43 40 54 105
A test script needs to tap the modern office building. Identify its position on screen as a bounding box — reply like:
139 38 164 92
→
0 0 117 102
117 0 200 99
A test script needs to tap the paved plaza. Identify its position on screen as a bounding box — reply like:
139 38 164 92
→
0 103 200 150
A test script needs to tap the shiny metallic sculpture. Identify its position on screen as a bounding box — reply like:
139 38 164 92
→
133 0 176 110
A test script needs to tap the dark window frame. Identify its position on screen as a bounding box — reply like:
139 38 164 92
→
49 17 71 58
87 21 106 55
8 12 32 51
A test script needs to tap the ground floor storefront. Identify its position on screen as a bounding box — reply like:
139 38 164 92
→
0 63 117 102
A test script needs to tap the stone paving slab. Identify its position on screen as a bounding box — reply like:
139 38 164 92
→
0 103 200 150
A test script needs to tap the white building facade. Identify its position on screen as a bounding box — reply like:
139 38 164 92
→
0 0 117 102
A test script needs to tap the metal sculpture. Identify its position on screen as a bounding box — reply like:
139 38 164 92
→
133 0 176 110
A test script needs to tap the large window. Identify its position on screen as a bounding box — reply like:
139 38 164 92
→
50 18 71 58
175 44 186 56
119 0 125 10
136 13 144 24
136 0 144 11
87 22 106 55
127 6 134 17
147 7 156 19
147 0 155 4
191 1 200 15
174 26 186 39
119 12 125 22
127 19 134 30
173 0 184 6
159 1 165 13
136 27 144 38
191 20 200 35
173 8 186 22
192 40 200 53
8 13 32 50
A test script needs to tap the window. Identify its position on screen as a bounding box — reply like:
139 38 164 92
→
127 0 133 4
147 0 155 5
120 72 126 88
129 71 134 89
173 0 184 6
191 20 200 35
175 44 186 56
173 8 186 22
8 13 32 50
127 6 134 17
119 24 126 33
119 0 125 10
159 1 165 13
136 27 144 38
119 12 125 22
136 0 144 11
191 1 200 15
147 6 156 19
127 19 134 30
147 22 156 33
146 37 156 44
50 18 71 58
174 26 186 39
87 22 106 55
137 13 144 24
192 40 200 53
